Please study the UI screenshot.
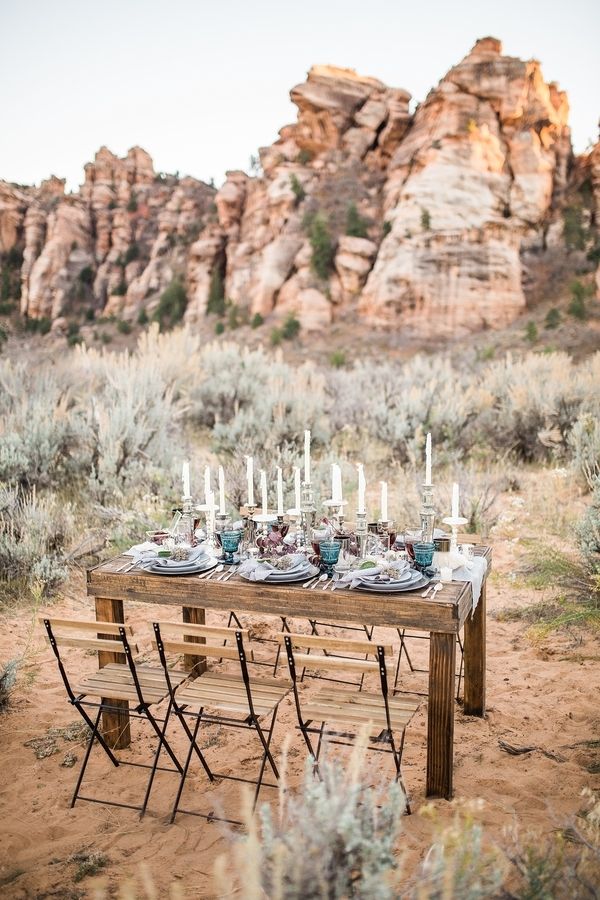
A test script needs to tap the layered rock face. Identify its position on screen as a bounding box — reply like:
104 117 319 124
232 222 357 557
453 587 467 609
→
0 39 596 335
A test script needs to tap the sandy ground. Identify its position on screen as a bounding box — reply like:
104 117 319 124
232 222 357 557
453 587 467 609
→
0 535 599 899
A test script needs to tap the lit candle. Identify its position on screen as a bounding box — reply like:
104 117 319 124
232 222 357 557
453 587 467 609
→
304 430 311 484
204 465 211 503
260 469 268 516
331 463 343 503
182 461 190 498
357 464 366 515
425 433 432 486
294 466 301 511
218 465 226 515
380 481 388 521
245 455 255 507
451 482 460 518
276 466 284 516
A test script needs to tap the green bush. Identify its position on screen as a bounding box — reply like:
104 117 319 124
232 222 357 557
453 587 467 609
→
290 174 306 203
24 317 51 335
251 312 264 329
525 321 538 343
113 279 127 296
0 301 16 315
281 315 301 340
126 193 138 213
124 243 140 264
569 280 594 320
153 278 187 329
270 327 283 346
137 308 149 325
67 333 82 347
421 208 432 230
227 303 241 329
382 220 392 237
587 243 600 264
329 350 347 368
117 319 132 335
308 213 335 280
544 307 561 329
297 148 314 165
85 307 95 321
100 332 112 344
215 321 225 335
563 204 587 250
0 325 7 346
345 203 368 238
207 267 226 317
78 266 94 285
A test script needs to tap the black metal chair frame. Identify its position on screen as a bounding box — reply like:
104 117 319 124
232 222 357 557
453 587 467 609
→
153 623 283 826
394 628 464 701
283 635 412 813
43 619 184 818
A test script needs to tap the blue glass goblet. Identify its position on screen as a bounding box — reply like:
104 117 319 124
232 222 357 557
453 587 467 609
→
413 541 435 571
220 529 242 564
320 540 341 576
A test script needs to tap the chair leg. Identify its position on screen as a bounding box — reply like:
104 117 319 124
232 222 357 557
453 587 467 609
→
251 707 279 810
139 700 176 819
144 706 183 774
74 702 119 767
70 705 104 808
170 714 202 824
174 707 214 782
298 720 320 777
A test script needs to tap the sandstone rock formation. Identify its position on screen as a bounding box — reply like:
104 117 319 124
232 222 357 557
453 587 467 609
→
0 38 596 336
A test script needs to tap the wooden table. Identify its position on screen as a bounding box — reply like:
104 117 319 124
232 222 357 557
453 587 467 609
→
87 546 491 800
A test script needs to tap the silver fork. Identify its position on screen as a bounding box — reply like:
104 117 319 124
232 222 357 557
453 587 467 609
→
222 566 239 582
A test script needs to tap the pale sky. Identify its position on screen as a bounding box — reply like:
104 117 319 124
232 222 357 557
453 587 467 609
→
1 0 598 191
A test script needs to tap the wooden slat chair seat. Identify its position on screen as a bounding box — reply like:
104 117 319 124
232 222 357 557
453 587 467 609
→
40 616 187 818
282 632 420 813
395 534 481 701
152 621 291 825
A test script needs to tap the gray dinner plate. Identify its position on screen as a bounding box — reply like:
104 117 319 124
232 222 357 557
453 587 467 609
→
147 558 217 576
240 565 318 584
355 575 429 593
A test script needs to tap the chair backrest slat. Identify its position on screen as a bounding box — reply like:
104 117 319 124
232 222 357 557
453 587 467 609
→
276 632 391 656
44 634 135 654
151 639 250 661
156 621 249 640
292 652 393 675
39 616 134 636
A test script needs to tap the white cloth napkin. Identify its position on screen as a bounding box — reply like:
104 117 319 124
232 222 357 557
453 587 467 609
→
332 559 410 590
238 553 311 582
451 555 488 611
124 541 162 557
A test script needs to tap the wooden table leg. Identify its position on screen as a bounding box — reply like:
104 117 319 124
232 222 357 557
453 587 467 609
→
95 596 131 749
463 582 486 716
426 631 456 799
182 607 207 676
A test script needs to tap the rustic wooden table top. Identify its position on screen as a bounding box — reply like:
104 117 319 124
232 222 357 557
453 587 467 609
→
88 546 491 634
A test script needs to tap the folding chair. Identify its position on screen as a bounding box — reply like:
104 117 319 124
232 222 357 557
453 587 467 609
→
152 621 291 825
42 616 187 818
394 533 481 701
282 632 420 813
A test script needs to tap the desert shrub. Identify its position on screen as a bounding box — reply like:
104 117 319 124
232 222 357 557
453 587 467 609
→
137 308 149 325
569 278 595 320
113 279 127 297
281 314 300 340
206 267 226 317
308 212 335 280
124 242 140 264
227 303 241 329
215 742 405 899
215 321 225 335
346 202 369 238
524 321 538 342
117 319 132 335
270 327 282 346
421 208 431 230
0 485 72 594
0 658 18 709
545 307 561 329
297 148 314 165
153 278 187 329
289 173 306 203
78 266 94 285
562 204 587 250
126 192 138 213
251 312 264 329
382 219 392 237
24 316 51 335
569 413 600 489
577 485 600 572
330 350 347 368
0 300 16 314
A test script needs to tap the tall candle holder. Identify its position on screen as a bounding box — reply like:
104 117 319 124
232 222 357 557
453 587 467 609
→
296 483 316 554
355 510 368 559
196 502 221 557
420 483 436 543
322 498 347 533
214 512 229 534
442 515 468 553
377 519 395 552
241 503 259 559
286 508 301 549
179 496 195 546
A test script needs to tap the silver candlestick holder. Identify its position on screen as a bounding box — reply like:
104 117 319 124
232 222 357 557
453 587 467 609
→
296 483 316 554
420 483 436 543
443 515 468 553
196 501 221 557
322 498 347 533
215 512 230 534
241 503 259 559
377 519 395 552
355 510 368 559
286 507 301 548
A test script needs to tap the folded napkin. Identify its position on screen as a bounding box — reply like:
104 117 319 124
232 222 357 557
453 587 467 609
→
450 555 488 611
124 541 162 557
238 553 311 582
331 559 410 590
136 544 210 571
